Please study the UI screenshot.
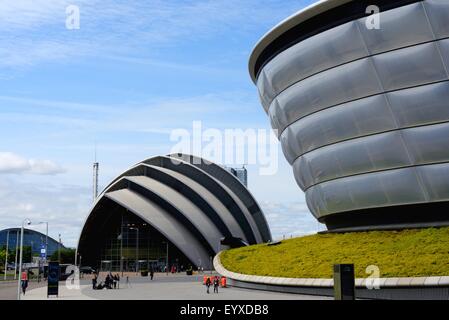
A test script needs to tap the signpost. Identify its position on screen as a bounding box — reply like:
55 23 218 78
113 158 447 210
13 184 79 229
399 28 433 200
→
40 244 47 260
47 262 59 298
38 244 47 283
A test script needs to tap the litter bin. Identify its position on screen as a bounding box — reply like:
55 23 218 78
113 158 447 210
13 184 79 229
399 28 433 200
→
333 264 355 300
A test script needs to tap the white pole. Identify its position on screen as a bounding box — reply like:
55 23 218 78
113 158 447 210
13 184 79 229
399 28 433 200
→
45 222 48 263
58 234 61 263
136 228 140 273
14 231 19 280
4 230 9 280
120 217 123 277
17 220 28 300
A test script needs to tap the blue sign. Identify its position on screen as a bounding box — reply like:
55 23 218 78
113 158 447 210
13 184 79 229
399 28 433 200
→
40 244 46 259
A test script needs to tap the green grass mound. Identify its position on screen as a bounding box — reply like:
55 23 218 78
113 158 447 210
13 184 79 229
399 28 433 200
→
220 227 449 278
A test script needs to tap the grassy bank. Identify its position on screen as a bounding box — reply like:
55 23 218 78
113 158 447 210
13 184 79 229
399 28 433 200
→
220 227 449 278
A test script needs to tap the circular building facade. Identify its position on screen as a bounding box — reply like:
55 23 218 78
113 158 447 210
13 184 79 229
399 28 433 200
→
250 0 449 231
0 228 63 258
77 154 271 271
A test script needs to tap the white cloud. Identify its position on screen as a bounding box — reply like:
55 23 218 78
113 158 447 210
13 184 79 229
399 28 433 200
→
0 152 66 175
28 159 66 175
260 200 326 240
0 0 308 69
0 180 89 247
0 177 90 247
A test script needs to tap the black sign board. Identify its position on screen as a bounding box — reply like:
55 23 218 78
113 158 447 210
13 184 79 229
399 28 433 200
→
47 262 59 297
333 264 355 300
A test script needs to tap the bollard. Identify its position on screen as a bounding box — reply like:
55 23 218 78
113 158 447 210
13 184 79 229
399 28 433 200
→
220 276 227 288
333 264 355 300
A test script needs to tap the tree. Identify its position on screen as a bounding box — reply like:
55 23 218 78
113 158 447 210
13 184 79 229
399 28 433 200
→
0 246 16 268
50 248 76 264
0 248 6 272
21 246 33 264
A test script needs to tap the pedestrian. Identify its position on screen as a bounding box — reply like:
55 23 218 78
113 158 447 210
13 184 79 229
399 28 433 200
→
150 267 154 280
21 269 29 295
116 273 120 289
113 274 117 289
92 274 98 289
205 277 211 294
213 276 219 293
105 273 111 289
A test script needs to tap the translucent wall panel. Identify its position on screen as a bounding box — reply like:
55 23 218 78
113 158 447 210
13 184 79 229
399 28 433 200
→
258 21 367 106
306 168 427 218
424 0 449 38
268 58 381 132
357 2 433 55
388 81 449 127
438 39 449 74
256 69 274 113
293 131 412 189
402 122 449 165
418 163 449 201
279 94 396 163
372 42 447 91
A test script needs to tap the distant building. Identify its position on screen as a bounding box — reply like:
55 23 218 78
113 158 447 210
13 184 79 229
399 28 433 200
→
224 166 248 187
77 154 270 271
0 228 63 257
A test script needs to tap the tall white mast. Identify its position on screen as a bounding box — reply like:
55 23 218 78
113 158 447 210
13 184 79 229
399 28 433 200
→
93 145 99 202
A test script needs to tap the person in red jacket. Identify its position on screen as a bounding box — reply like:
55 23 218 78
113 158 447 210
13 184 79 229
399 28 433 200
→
21 270 29 295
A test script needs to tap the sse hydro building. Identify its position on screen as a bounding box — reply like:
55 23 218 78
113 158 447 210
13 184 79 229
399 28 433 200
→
250 0 449 232
77 154 271 271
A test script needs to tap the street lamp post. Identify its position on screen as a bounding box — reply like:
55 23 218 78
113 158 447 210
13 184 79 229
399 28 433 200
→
17 218 31 300
30 241 34 263
117 231 123 276
58 234 62 263
4 230 9 280
14 231 19 280
129 226 139 274
120 217 124 277
35 222 48 282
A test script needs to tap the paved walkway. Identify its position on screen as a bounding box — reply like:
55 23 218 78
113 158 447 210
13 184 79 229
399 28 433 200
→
21 274 330 300
0 280 46 300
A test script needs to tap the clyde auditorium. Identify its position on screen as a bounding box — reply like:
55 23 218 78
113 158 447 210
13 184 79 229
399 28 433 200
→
77 154 271 271
249 0 449 231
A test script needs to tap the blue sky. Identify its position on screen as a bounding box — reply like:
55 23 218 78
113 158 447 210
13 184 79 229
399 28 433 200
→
0 0 323 247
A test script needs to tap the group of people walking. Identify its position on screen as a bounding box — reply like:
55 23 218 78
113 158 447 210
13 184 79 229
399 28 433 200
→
205 276 220 294
92 272 120 290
